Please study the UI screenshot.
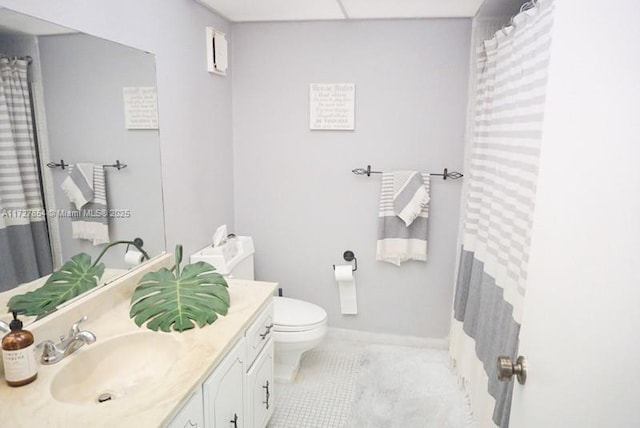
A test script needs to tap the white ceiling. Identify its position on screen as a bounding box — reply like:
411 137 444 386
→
196 0 486 22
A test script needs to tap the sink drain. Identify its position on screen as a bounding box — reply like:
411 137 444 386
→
97 392 114 403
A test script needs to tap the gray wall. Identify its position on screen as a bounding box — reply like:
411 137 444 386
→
476 0 523 19
38 33 164 267
232 19 471 338
1 1 474 339
0 0 235 257
0 33 38 58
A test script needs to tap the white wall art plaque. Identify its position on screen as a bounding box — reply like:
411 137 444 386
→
310 83 355 130
123 86 159 129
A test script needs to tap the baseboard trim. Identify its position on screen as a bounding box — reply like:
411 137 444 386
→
326 327 449 350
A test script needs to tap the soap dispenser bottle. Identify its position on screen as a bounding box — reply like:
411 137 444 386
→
2 312 37 387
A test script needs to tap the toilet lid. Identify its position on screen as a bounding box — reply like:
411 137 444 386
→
273 296 327 328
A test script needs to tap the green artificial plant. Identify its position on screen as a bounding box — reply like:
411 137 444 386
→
7 239 149 317
7 253 105 317
129 245 230 333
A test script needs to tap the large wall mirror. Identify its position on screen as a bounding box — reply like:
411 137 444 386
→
0 8 166 324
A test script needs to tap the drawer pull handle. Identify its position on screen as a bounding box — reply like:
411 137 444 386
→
263 381 270 409
230 413 238 428
260 323 274 340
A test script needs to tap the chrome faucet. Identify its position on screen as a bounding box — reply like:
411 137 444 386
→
38 316 96 365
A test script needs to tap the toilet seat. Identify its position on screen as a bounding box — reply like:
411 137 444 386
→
274 320 327 333
273 296 327 332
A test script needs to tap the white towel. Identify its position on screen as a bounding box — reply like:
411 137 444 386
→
61 163 94 209
61 164 110 245
393 171 430 227
376 172 430 266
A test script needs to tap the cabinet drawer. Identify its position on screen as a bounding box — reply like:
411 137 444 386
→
245 301 274 367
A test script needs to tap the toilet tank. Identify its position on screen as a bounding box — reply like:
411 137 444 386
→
190 236 255 280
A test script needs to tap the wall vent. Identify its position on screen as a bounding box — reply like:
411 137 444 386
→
206 27 227 75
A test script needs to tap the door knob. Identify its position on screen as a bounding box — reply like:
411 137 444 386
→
497 355 527 385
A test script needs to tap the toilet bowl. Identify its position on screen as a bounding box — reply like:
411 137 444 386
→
191 235 328 383
272 296 328 383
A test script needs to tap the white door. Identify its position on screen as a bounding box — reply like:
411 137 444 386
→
509 2 640 426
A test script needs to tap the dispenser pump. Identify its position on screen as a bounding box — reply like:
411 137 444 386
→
9 311 23 331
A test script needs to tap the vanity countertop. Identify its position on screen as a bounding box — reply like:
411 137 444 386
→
0 267 276 427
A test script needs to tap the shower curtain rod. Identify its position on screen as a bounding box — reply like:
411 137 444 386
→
502 0 539 31
351 165 463 180
519 0 538 13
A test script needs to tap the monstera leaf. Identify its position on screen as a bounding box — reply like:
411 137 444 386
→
8 253 105 317
129 246 229 332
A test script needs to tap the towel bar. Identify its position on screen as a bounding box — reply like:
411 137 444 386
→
46 160 127 170
352 165 463 180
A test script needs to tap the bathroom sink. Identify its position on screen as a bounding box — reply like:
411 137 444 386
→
50 331 181 405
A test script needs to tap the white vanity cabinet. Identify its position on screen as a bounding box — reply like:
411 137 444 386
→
166 300 274 428
203 339 247 427
243 301 275 428
245 339 274 428
166 387 205 428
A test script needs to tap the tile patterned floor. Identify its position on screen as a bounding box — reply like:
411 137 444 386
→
267 337 366 428
267 333 473 428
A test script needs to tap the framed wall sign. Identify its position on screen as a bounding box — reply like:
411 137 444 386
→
123 86 159 129
310 83 355 130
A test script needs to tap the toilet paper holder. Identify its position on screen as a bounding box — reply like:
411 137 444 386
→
333 250 358 272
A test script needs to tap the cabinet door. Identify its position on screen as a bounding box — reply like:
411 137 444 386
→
166 387 204 428
246 339 274 428
203 339 246 428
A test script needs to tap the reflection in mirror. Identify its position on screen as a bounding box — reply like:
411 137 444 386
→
0 8 166 323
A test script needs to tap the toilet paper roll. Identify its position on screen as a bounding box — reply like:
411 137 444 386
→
334 265 353 281
124 249 144 266
334 265 357 315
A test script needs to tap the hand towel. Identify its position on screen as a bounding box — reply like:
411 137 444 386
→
62 164 110 245
61 163 94 209
393 171 430 227
376 172 430 266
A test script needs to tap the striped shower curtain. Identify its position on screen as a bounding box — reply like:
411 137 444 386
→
0 57 52 291
450 1 554 427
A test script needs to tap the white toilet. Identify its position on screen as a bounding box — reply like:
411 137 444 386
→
191 236 327 383
271 296 327 382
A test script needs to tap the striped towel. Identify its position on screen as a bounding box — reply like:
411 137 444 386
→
61 164 110 245
376 171 430 266
61 163 93 209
